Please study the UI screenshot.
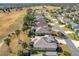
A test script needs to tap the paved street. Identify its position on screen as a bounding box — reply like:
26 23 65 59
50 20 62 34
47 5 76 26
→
45 13 79 56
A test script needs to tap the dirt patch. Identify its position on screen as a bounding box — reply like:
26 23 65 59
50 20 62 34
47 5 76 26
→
0 9 26 42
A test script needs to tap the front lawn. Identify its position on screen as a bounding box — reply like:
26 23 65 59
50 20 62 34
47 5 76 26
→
32 50 46 54
67 33 79 40
61 26 72 31
58 44 72 56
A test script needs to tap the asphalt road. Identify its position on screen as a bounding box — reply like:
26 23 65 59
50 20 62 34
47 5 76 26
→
45 13 79 56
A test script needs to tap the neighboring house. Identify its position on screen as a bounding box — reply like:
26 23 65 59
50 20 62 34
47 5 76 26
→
70 22 78 29
70 22 79 36
57 14 65 24
73 25 79 36
35 26 53 35
31 8 47 11
33 14 54 35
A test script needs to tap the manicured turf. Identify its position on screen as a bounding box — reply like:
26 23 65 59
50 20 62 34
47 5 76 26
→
58 44 72 56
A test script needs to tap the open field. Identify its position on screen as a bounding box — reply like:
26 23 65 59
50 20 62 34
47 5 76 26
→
0 8 31 55
0 9 27 43
0 31 30 56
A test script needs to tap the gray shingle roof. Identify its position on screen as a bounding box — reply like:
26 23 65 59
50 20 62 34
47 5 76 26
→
35 26 53 34
74 24 79 29
34 35 57 49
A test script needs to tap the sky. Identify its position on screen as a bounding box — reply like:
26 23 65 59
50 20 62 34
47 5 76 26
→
0 0 79 3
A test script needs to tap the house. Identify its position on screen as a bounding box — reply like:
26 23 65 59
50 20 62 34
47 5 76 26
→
33 35 57 51
33 15 54 35
70 22 79 36
73 25 79 36
57 14 65 24
35 26 53 35
70 22 78 29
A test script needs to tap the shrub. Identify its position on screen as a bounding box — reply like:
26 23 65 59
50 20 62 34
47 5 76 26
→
16 50 24 56
15 30 20 36
32 50 38 54
63 51 71 56
56 46 63 52
4 38 11 46
22 42 28 49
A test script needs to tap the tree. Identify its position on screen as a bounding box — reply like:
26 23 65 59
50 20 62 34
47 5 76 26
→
8 34 12 38
66 23 72 29
22 26 27 32
4 38 11 46
16 50 31 56
15 30 20 36
16 50 24 56
63 51 71 56
22 42 28 49
4 38 12 53
22 8 35 33
15 30 21 44
61 6 64 10
29 42 34 48
23 11 35 31
28 31 33 37
56 46 63 52
57 32 62 37
74 19 79 24
48 24 52 28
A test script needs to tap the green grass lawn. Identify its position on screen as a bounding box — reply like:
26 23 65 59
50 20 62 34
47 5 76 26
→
67 33 79 41
32 50 46 54
61 25 72 31
56 20 79 40
58 44 72 56
53 17 72 31
77 47 79 51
